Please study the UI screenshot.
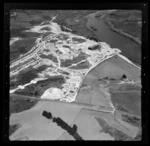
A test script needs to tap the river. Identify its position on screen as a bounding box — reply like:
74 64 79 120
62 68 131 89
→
86 12 141 65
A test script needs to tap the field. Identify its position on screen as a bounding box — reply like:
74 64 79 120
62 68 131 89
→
110 91 141 116
9 123 22 137
83 55 140 84
95 117 131 140
74 89 92 104
9 55 141 140
10 100 135 140
9 94 39 116
121 114 141 127
9 10 141 140
9 101 82 140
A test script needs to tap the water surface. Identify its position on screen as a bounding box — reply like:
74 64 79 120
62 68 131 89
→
86 13 141 65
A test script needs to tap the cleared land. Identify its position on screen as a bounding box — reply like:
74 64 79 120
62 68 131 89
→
9 123 22 137
110 91 141 116
9 101 82 140
73 55 141 140
9 94 39 116
95 117 131 140
72 108 139 140
9 55 141 140
74 89 92 104
83 55 140 86
9 10 141 140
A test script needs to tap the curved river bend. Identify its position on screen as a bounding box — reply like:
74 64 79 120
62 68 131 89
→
86 12 141 65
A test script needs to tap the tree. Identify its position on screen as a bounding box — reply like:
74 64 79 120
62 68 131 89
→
42 110 52 119
72 124 77 132
122 74 127 79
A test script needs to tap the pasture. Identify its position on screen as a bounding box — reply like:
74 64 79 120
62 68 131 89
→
110 91 141 116
9 101 82 140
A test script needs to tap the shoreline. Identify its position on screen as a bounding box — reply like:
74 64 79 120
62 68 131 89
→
103 16 141 45
86 11 141 65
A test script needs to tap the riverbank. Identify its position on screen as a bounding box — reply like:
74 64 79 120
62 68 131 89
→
86 11 141 65
102 15 141 45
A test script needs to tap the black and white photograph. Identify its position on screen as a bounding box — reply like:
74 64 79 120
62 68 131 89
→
3 3 148 142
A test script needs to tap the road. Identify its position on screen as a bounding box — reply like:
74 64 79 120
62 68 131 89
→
10 93 114 114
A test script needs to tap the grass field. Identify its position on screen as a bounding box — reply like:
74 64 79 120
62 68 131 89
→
110 91 141 116
84 55 141 83
118 84 141 91
72 108 138 140
9 10 141 140
74 90 92 104
95 117 133 141
9 95 38 116
9 123 22 137
9 101 82 140
83 56 141 90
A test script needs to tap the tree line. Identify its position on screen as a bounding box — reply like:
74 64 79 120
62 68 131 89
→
42 110 84 140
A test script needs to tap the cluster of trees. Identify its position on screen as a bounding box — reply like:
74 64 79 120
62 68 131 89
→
10 95 38 115
10 78 19 89
14 74 65 97
97 75 127 82
121 74 127 79
116 104 130 113
121 114 141 127
9 124 21 136
56 20 100 43
88 37 99 42
42 110 53 119
71 30 100 42
42 110 84 140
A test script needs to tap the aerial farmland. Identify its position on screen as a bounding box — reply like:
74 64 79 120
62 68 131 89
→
9 10 141 141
